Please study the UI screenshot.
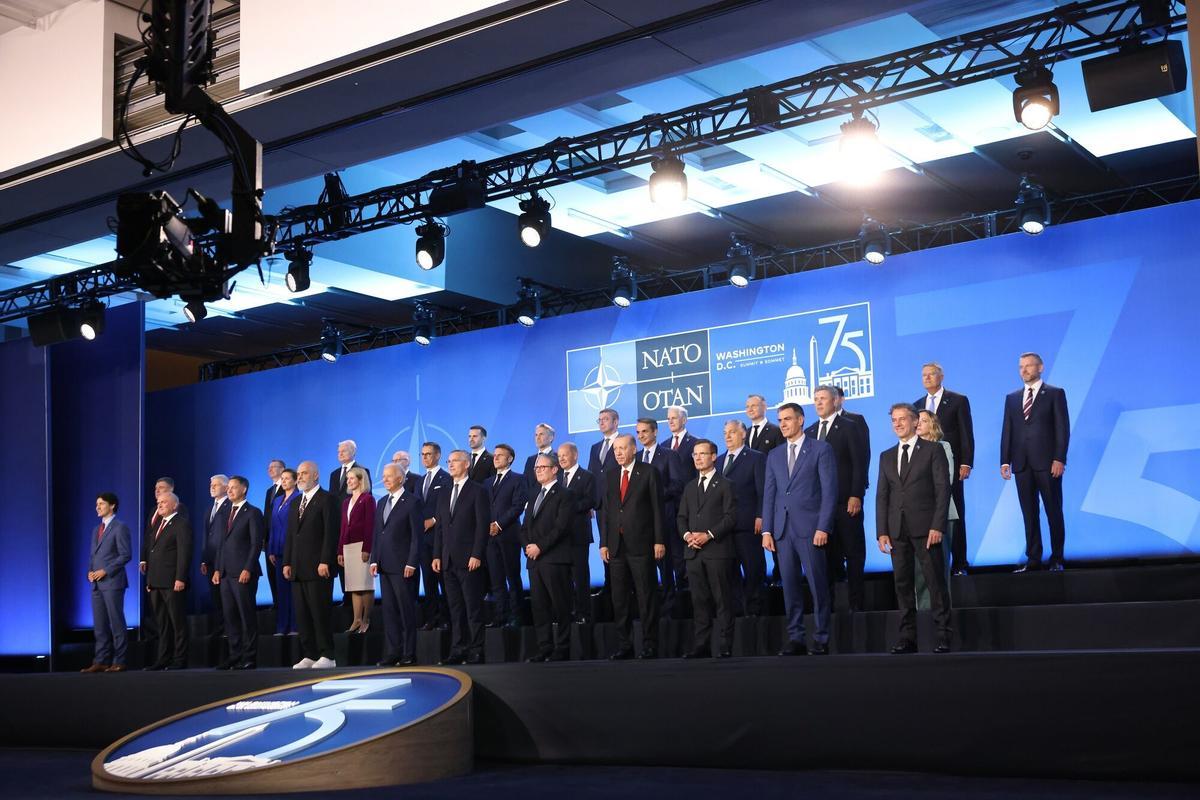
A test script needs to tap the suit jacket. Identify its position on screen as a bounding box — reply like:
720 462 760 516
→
761 437 837 540
262 482 284 535
523 451 555 492
90 518 131 592
340 493 377 552
719 447 765 532
487 470 527 540
328 462 373 506
561 466 597 545
521 482 573 565
676 473 737 561
468 450 497 484
201 498 230 567
839 410 871 489
641 445 683 511
372 489 423 574
602 462 663 555
215 502 264 577
433 480 490 569
914 389 976 469
283 488 339 580
149 500 189 533
144 513 192 589
665 431 698 483
416 467 453 522
748 420 783 454
806 415 864 501
876 438 951 538
1001 383 1070 472
587 437 619 505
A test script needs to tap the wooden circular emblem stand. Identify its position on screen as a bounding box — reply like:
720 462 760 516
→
91 668 472 794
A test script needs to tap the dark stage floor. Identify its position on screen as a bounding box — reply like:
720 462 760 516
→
4 750 1197 800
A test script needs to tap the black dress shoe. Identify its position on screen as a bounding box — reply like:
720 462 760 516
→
526 652 551 663
717 649 732 658
465 652 485 665
891 641 918 654
573 615 591 625
778 641 808 656
609 648 634 661
418 622 434 632
400 656 417 666
933 641 952 654
1013 563 1042 573
1047 560 1065 572
215 659 237 671
951 567 968 577
438 653 465 666
142 663 167 671
810 642 829 655
485 620 501 628
376 658 400 667
682 648 710 660
638 648 658 660
164 663 187 671
234 662 256 670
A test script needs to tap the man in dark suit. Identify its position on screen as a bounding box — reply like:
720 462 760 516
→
485 443 527 628
523 423 556 493
139 492 192 670
433 450 491 665
149 477 189 527
808 386 868 612
720 420 766 616
877 403 953 653
636 417 683 605
82 492 131 673
199 473 230 637
262 459 286 620
834 386 871 490
522 454 575 661
762 402 837 655
916 362 976 575
745 393 784 454
678 439 737 658
602 434 665 659
392 450 422 496
558 442 597 622
282 460 340 669
467 425 497 484
416 442 453 629
211 476 263 670
1001 352 1070 572
664 406 696 590
370 463 423 666
328 440 371 506
587 408 621 597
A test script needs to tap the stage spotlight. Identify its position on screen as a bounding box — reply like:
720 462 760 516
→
859 218 889 265
183 300 208 323
415 219 446 270
321 337 344 363
649 155 688 205
518 193 551 248
840 114 884 186
413 303 435 346
725 235 754 287
1012 65 1059 131
78 301 106 341
285 247 312 293
515 283 541 328
610 257 637 308
413 323 434 347
1015 178 1050 235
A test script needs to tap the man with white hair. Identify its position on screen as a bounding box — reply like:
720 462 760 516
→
199 474 230 638
139 492 192 670
284 461 340 669
329 440 371 506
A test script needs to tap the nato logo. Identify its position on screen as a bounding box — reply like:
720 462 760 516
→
93 669 473 794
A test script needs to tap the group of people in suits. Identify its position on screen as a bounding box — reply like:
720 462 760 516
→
81 351 1070 669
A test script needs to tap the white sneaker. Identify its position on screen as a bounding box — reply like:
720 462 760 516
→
292 658 315 669
312 656 337 669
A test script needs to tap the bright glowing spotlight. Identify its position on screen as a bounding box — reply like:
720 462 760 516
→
183 300 207 323
412 302 435 346
859 217 889 265
78 301 105 341
285 248 312 292
648 155 688 205
839 115 885 186
610 257 637 308
320 320 344 362
515 282 541 327
518 193 551 247
415 219 446 270
725 235 754 287
1013 65 1059 131
1015 177 1050 235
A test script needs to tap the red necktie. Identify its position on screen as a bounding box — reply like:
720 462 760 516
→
155 518 167 540
620 469 630 501
97 522 106 542
227 505 238 531
672 435 680 450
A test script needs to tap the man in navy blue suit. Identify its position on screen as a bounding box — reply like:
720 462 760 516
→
636 417 683 605
664 406 697 590
199 473 230 638
486 443 527 628
719 420 766 617
761 402 837 655
371 463 423 666
588 408 621 597
212 475 263 670
558 442 597 622
416 442 453 629
523 423 557 493
432 450 490 664
1001 352 1070 571
82 492 132 673
522 454 575 662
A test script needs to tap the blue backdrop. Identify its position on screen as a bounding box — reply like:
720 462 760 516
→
147 200 1200 592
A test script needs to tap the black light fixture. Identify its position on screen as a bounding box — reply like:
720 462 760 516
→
518 193 551 248
1012 64 1059 131
648 154 688 204
415 219 446 270
1015 177 1050 235
320 320 344 363
78 300 106 341
285 247 312 293
725 235 755 287
183 300 208 323
610 256 637 308
412 303 435 347
860 217 889 265
515 282 541 328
